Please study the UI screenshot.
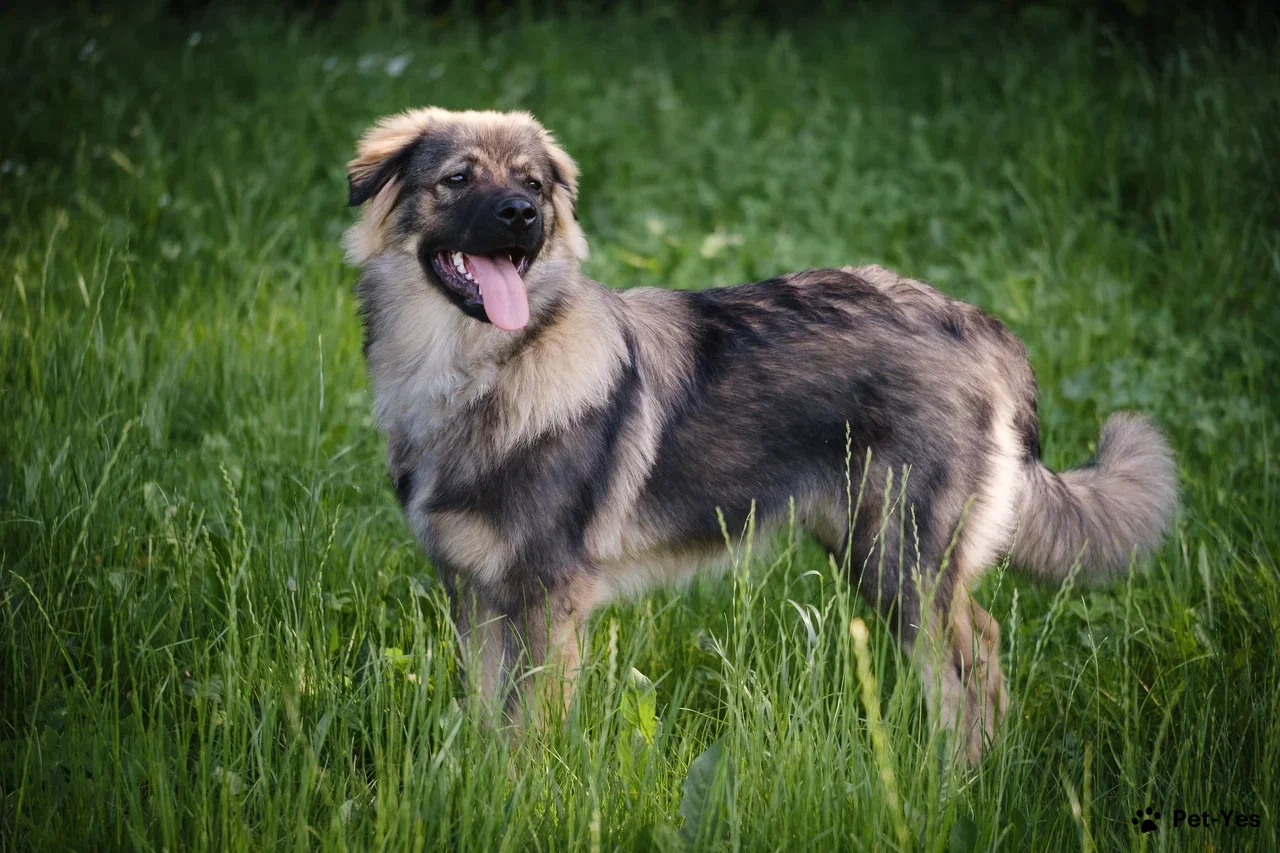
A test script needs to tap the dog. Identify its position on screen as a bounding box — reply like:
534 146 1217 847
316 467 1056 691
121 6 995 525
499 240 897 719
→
342 107 1177 763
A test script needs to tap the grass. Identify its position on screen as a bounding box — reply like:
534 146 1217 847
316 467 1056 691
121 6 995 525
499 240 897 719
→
2 2 1279 850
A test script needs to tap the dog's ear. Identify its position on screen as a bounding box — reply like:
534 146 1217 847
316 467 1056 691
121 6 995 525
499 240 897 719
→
343 111 439 264
543 135 589 260
347 143 415 207
346 111 434 207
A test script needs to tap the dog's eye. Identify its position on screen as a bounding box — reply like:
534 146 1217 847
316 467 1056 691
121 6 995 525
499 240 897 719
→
445 173 468 186
525 178 542 192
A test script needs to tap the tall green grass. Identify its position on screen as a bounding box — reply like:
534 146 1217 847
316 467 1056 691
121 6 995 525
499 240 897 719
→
2 3 1278 850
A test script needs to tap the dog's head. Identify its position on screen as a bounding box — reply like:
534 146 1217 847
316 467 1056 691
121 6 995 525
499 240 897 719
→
344 108 588 331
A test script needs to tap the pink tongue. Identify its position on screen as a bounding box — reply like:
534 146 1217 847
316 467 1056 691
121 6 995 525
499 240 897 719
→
465 254 529 331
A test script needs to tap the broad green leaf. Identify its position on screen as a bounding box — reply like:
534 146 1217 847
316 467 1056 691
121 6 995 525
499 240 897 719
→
679 742 730 845
621 667 658 745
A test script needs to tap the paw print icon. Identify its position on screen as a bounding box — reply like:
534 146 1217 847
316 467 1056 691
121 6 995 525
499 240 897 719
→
1133 807 1161 833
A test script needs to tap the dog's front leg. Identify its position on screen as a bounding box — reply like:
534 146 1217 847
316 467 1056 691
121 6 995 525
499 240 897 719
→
506 584 596 729
448 581 510 720
451 578 594 728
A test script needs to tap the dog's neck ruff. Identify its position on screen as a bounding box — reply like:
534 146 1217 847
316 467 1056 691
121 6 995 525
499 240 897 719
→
357 252 627 458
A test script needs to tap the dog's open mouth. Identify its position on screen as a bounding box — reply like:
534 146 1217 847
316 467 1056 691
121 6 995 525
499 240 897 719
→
430 250 532 331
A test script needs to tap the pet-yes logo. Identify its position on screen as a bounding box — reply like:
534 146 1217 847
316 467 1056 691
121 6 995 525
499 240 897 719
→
1132 805 1262 834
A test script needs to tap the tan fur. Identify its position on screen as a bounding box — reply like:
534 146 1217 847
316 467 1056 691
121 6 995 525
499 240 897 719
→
954 404 1024 585
488 288 626 457
433 510 516 589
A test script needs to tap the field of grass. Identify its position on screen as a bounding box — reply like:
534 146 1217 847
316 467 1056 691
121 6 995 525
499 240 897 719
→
2 2 1278 850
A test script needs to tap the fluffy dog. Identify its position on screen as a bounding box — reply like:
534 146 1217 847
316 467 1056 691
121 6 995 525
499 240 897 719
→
343 107 1177 762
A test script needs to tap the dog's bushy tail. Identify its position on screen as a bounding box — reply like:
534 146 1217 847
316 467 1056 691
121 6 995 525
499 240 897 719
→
1011 413 1177 581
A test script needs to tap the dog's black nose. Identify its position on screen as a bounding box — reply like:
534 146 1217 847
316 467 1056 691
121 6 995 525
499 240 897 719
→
496 197 538 232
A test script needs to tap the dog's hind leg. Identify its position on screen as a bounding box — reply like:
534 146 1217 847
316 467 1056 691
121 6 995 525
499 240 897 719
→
813 495 1008 765
916 434 1020 764
888 514 1008 765
913 586 1008 765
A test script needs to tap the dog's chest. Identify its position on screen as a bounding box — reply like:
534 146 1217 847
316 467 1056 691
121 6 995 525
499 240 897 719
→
367 346 503 547
368 329 498 443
